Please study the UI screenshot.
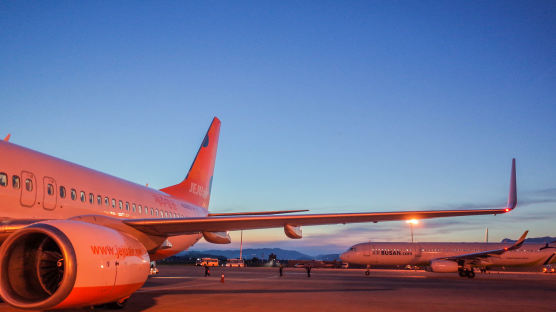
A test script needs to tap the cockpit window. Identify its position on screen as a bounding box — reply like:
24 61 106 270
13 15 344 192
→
59 186 66 198
80 191 85 202
71 189 76 200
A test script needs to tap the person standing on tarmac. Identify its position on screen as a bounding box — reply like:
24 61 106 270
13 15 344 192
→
305 264 312 278
279 263 283 277
204 265 210 277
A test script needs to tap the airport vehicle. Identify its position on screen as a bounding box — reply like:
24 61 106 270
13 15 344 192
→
340 231 556 278
0 117 517 310
542 265 554 273
197 258 219 266
226 258 245 267
149 261 159 275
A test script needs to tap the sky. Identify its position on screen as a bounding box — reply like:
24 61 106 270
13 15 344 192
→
1 1 555 255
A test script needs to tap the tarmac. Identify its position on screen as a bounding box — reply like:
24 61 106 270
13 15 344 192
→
1 265 555 311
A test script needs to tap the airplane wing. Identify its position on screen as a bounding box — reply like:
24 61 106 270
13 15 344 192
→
125 158 517 237
440 230 528 261
207 209 309 216
124 208 515 236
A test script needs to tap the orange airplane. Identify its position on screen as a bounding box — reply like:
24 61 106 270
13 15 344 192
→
0 118 516 310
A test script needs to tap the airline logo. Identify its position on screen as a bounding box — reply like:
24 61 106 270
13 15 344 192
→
189 182 209 199
374 250 413 256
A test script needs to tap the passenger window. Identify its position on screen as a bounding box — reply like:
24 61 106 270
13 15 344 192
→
0 173 6 187
105 197 109 206
89 193 94 204
150 207 153 216
132 203 136 212
155 209 158 216
60 186 66 198
138 205 142 214
25 179 33 191
71 189 76 200
112 198 116 208
47 184 54 196
80 191 85 202
97 195 102 205
12 175 20 189
125 202 129 211
119 200 123 210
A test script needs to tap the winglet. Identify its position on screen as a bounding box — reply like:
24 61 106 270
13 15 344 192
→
506 158 517 211
507 230 528 251
3 134 10 142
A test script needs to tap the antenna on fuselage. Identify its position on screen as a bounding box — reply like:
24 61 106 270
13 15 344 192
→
3 134 10 142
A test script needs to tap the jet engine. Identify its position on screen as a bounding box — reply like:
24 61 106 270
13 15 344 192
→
0 220 150 310
284 224 302 239
203 231 231 244
429 259 459 273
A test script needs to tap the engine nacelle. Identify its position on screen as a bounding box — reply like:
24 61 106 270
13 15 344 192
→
0 220 150 310
430 260 459 273
284 224 302 239
203 231 231 244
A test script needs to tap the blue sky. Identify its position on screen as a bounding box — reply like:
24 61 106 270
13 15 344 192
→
1 1 555 255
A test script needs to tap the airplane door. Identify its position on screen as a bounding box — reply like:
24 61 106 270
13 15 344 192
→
414 245 422 259
43 176 57 210
20 171 37 207
364 244 371 256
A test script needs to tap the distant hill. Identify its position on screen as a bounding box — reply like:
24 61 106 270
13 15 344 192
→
181 248 313 260
501 236 556 243
315 254 340 261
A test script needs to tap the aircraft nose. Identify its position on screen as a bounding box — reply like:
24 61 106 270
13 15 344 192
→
340 252 349 262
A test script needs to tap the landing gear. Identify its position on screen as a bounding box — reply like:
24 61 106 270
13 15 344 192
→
458 269 475 278
106 298 128 309
365 264 370 276
467 270 475 278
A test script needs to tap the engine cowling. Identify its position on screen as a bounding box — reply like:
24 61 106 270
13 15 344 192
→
429 260 459 273
0 220 150 310
284 224 302 239
203 231 231 244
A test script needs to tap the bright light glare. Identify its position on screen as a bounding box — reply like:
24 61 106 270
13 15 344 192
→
406 219 419 225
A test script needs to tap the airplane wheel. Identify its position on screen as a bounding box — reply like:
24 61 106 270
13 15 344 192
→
458 270 466 277
467 270 475 279
106 299 128 309
365 270 370 276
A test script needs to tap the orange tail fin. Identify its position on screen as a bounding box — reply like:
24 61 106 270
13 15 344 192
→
160 117 221 209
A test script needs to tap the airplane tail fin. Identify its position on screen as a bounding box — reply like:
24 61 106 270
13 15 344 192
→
160 117 221 210
506 158 517 210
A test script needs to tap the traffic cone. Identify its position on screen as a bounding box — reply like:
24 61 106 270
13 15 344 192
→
221 274 225 283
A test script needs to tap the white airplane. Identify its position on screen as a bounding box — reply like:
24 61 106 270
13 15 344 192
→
0 118 517 309
340 231 556 278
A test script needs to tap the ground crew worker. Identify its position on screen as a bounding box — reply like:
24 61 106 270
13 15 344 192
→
305 264 312 278
204 265 210 277
279 263 283 277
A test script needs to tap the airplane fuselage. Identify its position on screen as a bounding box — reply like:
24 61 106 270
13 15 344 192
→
0 140 204 260
341 242 556 267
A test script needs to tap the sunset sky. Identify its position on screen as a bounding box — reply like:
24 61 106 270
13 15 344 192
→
2 1 555 255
